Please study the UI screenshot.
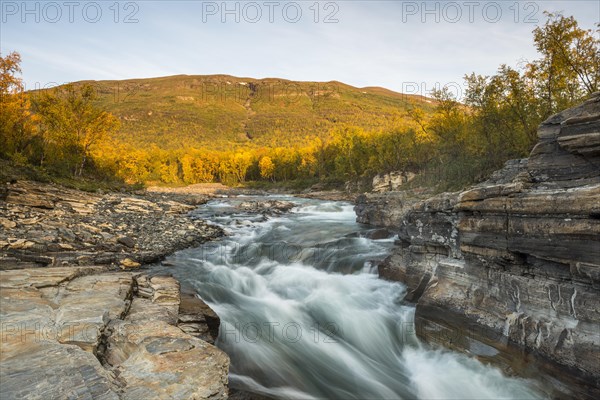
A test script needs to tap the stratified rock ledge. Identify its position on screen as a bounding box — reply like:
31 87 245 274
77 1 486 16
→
366 93 600 398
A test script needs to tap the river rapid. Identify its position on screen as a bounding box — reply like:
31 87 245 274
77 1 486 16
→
154 196 544 400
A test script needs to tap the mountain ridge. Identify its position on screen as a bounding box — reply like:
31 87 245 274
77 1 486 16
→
42 74 435 151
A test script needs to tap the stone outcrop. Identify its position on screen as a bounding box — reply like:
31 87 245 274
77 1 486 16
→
371 171 416 193
0 266 229 399
178 289 221 344
370 93 600 398
354 189 431 227
0 181 231 399
0 181 222 269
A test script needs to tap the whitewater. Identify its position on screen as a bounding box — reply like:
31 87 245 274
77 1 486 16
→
153 196 543 399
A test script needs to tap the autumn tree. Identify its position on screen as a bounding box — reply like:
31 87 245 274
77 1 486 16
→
180 151 216 183
258 156 275 181
0 51 37 160
527 12 599 116
35 84 120 176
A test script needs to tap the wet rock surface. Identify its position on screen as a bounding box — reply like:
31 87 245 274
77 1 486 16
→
178 289 221 345
0 267 229 399
0 181 223 269
367 94 600 397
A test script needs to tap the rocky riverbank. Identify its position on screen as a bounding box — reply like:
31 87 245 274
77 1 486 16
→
0 267 229 399
359 94 600 397
0 181 223 269
0 181 231 399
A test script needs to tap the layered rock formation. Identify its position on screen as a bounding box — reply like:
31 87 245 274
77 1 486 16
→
0 266 229 399
355 189 430 227
0 181 231 399
367 94 600 397
0 181 222 269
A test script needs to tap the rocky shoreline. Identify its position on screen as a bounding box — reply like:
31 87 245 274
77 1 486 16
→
0 181 223 270
0 181 303 399
0 181 232 399
358 94 600 397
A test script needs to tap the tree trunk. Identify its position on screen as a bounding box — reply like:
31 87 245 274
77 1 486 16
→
78 152 87 177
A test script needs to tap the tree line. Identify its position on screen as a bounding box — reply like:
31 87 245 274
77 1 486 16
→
1 13 597 190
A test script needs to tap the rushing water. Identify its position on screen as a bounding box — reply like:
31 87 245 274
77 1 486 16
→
154 196 543 400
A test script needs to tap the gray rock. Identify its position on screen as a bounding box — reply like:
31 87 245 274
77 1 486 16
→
371 171 416 192
0 181 223 269
354 190 430 228
236 200 295 215
370 93 600 398
117 236 135 248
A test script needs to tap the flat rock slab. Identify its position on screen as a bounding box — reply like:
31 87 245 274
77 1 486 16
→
0 267 230 399
0 341 120 400
107 312 229 400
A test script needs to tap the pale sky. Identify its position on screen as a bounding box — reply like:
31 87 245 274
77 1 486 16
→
1 1 598 97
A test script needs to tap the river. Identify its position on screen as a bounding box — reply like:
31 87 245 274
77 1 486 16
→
154 196 544 399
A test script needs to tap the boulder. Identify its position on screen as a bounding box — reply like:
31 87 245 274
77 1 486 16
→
236 200 295 215
354 190 430 228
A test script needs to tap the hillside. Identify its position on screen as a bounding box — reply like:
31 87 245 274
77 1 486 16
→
77 75 434 150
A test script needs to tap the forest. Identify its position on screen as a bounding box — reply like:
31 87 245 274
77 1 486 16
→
1 13 598 191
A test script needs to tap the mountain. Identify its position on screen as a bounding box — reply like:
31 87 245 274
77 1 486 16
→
76 74 434 151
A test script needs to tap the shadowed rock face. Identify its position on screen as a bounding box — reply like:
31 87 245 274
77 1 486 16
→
354 190 431 228
371 93 600 398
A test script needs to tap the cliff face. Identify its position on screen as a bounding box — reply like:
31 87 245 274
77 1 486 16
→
370 94 600 398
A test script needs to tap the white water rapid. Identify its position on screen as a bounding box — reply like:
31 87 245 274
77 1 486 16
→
154 197 543 400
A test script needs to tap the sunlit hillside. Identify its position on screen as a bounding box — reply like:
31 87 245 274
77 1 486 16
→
78 74 434 150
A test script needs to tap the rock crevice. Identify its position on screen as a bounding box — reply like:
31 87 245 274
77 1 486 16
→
0 266 230 399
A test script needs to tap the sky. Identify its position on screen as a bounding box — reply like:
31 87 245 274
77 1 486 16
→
1 0 598 97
